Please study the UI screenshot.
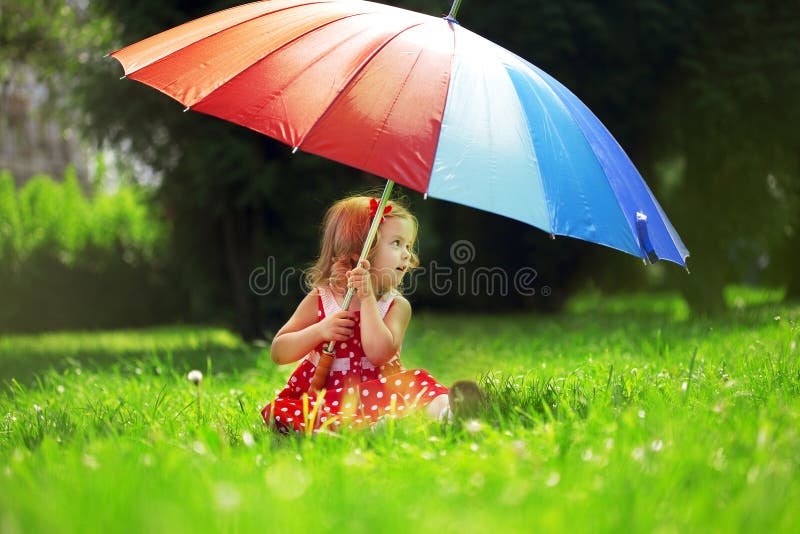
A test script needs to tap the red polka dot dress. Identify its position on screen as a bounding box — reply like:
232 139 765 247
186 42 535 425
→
261 286 449 434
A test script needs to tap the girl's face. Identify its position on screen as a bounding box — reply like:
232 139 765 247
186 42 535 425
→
371 216 414 293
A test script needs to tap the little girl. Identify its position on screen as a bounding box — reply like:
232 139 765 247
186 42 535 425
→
261 195 452 433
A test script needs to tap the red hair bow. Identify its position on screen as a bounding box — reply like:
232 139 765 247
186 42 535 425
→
368 198 392 224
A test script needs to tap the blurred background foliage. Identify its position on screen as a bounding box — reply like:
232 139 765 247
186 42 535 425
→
1 0 798 338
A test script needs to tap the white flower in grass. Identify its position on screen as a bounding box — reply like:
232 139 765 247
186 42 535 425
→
651 439 663 452
631 447 645 461
465 420 483 435
33 404 42 413
82 454 99 470
242 431 255 447
214 482 241 512
187 370 203 385
545 472 560 487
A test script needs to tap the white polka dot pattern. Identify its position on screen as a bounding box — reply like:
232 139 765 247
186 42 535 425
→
261 286 449 434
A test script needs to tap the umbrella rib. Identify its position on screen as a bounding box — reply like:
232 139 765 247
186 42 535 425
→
294 21 427 152
115 1 337 75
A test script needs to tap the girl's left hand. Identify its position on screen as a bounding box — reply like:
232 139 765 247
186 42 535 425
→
346 259 374 300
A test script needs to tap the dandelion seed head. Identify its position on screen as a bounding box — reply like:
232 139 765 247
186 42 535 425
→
192 441 207 455
638 409 646 419
581 449 593 461
651 439 663 452
681 381 688 391
242 431 255 447
631 447 645 461
187 370 203 385
546 472 560 487
57 385 65 394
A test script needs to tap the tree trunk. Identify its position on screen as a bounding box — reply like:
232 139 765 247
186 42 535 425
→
222 210 259 340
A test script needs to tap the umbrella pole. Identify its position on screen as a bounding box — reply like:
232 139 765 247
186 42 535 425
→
447 0 463 20
309 179 396 393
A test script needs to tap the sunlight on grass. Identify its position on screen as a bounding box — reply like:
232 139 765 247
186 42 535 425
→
724 284 786 309
566 290 691 321
1 289 799 532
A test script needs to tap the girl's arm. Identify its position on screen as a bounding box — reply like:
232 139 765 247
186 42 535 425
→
270 289 356 365
359 294 412 365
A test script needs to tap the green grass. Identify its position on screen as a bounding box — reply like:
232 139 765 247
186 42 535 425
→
1 288 799 533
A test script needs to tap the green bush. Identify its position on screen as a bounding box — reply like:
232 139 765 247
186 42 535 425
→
0 168 182 332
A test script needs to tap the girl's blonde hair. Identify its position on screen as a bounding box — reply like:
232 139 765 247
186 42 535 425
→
305 195 420 294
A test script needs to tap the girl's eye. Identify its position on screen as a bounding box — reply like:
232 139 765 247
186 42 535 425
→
392 240 401 246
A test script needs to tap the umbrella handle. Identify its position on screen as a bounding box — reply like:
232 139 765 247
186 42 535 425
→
309 348 335 392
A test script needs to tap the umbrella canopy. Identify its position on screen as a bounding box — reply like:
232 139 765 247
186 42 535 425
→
110 0 689 266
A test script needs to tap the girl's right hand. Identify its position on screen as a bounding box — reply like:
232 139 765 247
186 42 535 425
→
316 311 357 342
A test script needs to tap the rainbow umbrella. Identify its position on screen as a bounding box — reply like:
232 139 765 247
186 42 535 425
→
110 0 689 389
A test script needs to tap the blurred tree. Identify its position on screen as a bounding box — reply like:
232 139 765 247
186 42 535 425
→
655 1 800 311
0 0 115 129
78 0 375 339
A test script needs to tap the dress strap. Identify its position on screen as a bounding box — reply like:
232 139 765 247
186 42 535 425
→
317 286 340 317
377 291 397 318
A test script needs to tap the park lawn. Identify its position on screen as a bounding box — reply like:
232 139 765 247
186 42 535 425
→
0 287 798 533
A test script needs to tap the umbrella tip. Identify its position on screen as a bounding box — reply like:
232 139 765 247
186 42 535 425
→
119 75 127 80
549 233 556 240
183 106 191 113
103 52 110 59
292 146 299 154
423 192 428 200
